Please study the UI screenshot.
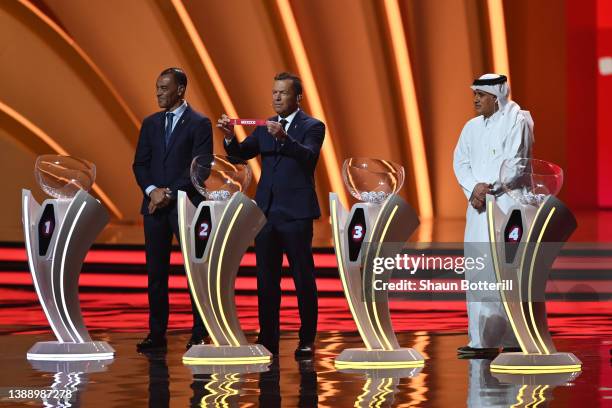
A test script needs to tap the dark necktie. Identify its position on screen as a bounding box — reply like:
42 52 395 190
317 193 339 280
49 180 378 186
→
276 119 288 152
165 112 174 147
279 119 289 132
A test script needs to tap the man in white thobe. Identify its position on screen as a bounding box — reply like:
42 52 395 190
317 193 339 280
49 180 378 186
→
453 73 534 355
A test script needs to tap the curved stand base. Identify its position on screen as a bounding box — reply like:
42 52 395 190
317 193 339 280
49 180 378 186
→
334 348 425 370
182 344 272 366
27 341 115 361
491 352 582 374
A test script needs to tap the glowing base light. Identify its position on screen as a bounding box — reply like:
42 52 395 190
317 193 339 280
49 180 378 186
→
490 366 581 374
182 344 272 366
27 353 115 361
22 189 112 362
335 361 425 369
27 341 115 361
183 357 271 365
490 352 582 375
335 348 425 370
486 188 581 378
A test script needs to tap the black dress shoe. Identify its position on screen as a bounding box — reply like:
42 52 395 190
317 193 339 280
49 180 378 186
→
502 347 522 353
186 334 208 350
295 342 315 358
137 334 167 351
457 346 499 355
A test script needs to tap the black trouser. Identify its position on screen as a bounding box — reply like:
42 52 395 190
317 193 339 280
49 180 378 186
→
143 206 206 339
255 217 318 350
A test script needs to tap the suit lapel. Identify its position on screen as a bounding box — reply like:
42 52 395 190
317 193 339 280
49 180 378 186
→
274 110 306 168
164 106 192 161
155 112 166 152
288 110 306 140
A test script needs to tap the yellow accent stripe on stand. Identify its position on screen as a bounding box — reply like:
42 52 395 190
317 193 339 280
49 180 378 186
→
361 199 394 350
490 364 582 370
178 196 219 346
371 205 400 351
491 365 581 375
206 201 236 345
331 199 372 349
528 207 557 355
487 201 528 352
335 360 424 369
518 203 548 354
216 203 244 347
183 356 271 365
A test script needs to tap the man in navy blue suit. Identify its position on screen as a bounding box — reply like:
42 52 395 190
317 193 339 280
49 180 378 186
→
217 72 324 358
133 67 212 351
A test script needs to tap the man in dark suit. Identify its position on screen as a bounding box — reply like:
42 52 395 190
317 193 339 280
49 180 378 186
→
217 72 324 358
133 67 212 351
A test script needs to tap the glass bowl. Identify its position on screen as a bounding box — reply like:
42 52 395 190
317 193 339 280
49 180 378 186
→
342 158 405 204
500 158 563 206
190 154 251 201
35 155 96 200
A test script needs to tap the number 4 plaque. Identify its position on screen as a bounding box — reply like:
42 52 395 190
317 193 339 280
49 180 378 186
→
487 159 581 375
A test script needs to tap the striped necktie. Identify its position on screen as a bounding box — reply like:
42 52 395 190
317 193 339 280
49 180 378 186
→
165 112 174 147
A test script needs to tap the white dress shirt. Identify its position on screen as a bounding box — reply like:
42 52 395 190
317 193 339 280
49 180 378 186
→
145 101 188 197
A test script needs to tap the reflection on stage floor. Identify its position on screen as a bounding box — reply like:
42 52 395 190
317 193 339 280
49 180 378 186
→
0 331 609 407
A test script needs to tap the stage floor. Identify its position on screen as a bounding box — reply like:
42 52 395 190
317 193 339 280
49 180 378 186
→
0 214 610 406
0 330 610 407
0 283 610 408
